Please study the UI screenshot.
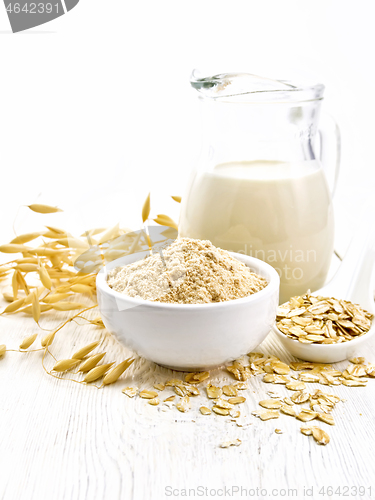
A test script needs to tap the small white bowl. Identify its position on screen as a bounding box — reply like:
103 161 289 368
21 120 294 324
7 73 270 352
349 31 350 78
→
96 251 280 371
272 321 375 364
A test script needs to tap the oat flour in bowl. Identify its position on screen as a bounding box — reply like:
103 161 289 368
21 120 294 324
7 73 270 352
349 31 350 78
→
107 238 268 304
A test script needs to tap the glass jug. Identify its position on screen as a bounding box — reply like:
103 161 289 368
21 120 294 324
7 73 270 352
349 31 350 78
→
179 71 340 303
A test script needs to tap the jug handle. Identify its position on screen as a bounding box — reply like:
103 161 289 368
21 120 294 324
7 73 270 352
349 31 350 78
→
317 113 341 197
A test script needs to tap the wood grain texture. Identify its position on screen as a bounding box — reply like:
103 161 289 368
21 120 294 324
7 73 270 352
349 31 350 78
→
1 295 375 500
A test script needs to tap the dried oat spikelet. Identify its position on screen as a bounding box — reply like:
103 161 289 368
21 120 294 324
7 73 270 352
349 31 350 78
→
153 214 178 231
84 363 115 383
27 204 63 214
78 353 106 372
0 244 32 254
41 331 56 348
2 297 25 314
102 358 134 386
52 302 85 311
97 223 120 245
21 304 53 315
16 271 29 295
171 195 181 203
38 263 52 290
31 291 41 324
72 341 100 360
142 193 151 223
19 333 38 350
11 232 45 244
15 263 38 272
12 270 18 299
45 225 66 235
53 359 80 372
0 345 6 356
42 293 72 304
90 317 105 328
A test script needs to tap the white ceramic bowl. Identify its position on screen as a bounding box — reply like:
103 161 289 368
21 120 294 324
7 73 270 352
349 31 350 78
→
96 251 280 371
272 320 375 364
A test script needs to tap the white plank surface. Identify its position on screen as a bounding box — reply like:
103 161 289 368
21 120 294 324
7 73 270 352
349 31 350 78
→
1 278 375 500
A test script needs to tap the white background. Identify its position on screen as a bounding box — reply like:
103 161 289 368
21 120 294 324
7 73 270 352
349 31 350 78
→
0 0 374 251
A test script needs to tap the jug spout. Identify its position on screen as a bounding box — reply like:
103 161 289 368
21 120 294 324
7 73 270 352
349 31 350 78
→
190 69 325 103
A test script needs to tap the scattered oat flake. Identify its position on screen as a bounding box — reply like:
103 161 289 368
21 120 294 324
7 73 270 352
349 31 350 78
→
267 390 282 398
164 395 176 402
291 390 310 404
223 385 238 397
299 373 320 383
185 371 210 384
263 374 289 384
214 398 234 410
296 409 318 422
228 396 246 405
271 361 290 375
176 396 190 413
342 379 367 387
275 428 283 434
148 397 159 406
226 363 252 381
317 413 335 425
346 364 367 377
220 438 241 448
122 387 138 398
280 405 297 417
259 399 282 409
284 397 294 406
349 357 365 364
229 408 241 419
165 379 183 387
207 384 223 399
139 390 158 399
212 406 230 416
301 426 330 445
286 381 306 391
184 383 200 396
233 382 248 390
153 383 165 391
199 406 211 415
252 410 280 421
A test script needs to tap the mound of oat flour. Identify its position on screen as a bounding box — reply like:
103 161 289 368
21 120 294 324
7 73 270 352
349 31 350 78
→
107 238 267 304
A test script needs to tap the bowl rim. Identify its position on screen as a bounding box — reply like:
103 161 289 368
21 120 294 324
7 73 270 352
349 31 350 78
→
272 321 375 350
96 250 280 310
